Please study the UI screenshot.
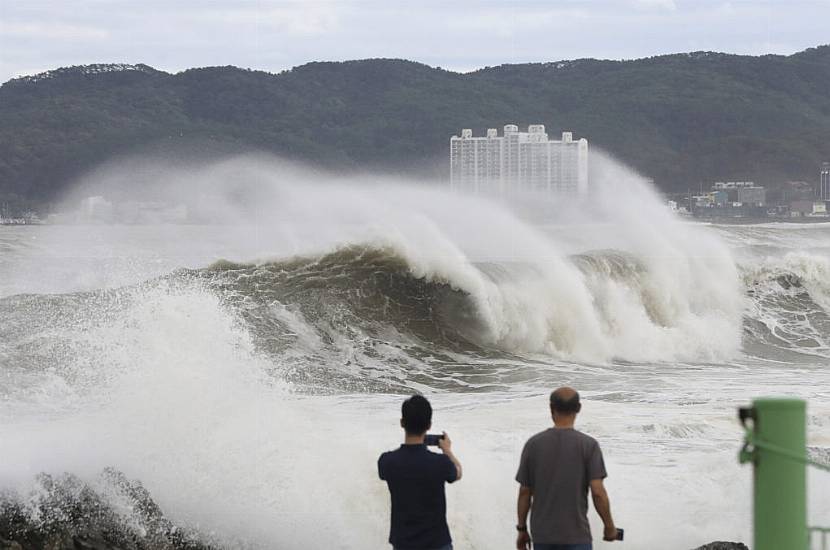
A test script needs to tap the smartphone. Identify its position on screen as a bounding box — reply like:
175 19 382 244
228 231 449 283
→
424 434 444 446
616 528 624 541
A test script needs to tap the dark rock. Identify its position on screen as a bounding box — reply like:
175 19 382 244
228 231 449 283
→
0 536 23 550
693 543 749 550
73 536 117 550
0 469 217 550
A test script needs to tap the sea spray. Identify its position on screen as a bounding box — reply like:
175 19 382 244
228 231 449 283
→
30 152 745 363
1 154 829 549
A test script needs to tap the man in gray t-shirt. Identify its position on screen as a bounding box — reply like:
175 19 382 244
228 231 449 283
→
515 387 617 550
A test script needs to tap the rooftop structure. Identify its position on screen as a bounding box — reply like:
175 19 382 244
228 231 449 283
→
450 124 588 197
713 181 757 189
820 162 830 202
712 181 766 207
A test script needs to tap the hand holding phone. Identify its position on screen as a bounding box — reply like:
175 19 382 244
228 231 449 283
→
424 433 444 446
604 525 624 542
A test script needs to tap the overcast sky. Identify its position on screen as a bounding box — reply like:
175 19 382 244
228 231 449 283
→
1 0 828 83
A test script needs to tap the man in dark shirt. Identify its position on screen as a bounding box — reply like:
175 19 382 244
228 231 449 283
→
515 387 617 550
378 395 463 550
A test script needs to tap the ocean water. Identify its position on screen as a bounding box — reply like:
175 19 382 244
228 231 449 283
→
1 175 830 549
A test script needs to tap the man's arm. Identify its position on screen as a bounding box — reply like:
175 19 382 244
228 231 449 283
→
590 478 617 542
516 485 532 549
438 432 462 481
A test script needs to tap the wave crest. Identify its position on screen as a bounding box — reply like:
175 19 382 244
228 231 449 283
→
203 240 744 364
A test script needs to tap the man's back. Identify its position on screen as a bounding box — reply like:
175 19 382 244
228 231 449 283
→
379 444 458 549
516 428 607 545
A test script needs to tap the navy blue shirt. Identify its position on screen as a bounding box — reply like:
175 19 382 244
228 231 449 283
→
378 444 457 549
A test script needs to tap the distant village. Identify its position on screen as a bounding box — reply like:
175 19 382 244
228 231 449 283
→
451 124 830 221
1 130 828 224
671 163 830 220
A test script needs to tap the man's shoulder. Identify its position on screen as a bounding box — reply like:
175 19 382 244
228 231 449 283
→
378 447 405 480
573 429 601 447
524 428 601 448
378 447 401 465
522 429 553 451
379 446 445 462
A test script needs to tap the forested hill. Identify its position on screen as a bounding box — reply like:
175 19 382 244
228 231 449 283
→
2 46 830 205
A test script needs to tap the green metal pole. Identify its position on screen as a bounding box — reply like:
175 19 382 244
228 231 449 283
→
753 398 807 550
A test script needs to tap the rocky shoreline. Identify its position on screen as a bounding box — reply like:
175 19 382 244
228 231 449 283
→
0 469 214 550
0 469 748 550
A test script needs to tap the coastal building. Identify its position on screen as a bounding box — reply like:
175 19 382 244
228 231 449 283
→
449 128 503 193
712 190 729 206
790 200 828 218
693 181 768 219
450 124 588 196
820 162 830 201
712 181 766 206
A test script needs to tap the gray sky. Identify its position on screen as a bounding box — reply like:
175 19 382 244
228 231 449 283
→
1 0 828 83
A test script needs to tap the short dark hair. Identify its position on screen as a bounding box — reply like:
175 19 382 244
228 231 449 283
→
402 395 432 434
550 388 581 414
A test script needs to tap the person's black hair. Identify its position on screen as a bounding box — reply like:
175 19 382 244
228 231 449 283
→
550 389 581 414
402 394 432 435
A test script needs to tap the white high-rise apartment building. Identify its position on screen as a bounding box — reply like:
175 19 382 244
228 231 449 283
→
450 124 588 196
821 162 830 201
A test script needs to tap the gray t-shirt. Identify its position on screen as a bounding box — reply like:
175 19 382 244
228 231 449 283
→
515 428 607 545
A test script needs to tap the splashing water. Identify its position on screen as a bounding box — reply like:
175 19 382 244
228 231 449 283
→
1 154 829 549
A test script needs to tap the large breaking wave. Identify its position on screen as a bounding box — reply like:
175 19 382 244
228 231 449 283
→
198 240 745 367
3 236 829 404
0 243 746 398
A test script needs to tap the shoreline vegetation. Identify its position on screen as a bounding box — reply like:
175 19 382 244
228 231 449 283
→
2 46 830 210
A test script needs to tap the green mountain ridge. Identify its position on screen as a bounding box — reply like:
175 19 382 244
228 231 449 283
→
2 46 830 207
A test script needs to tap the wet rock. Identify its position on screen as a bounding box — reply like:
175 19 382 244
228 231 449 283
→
0 536 23 550
693 543 749 550
0 468 216 550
